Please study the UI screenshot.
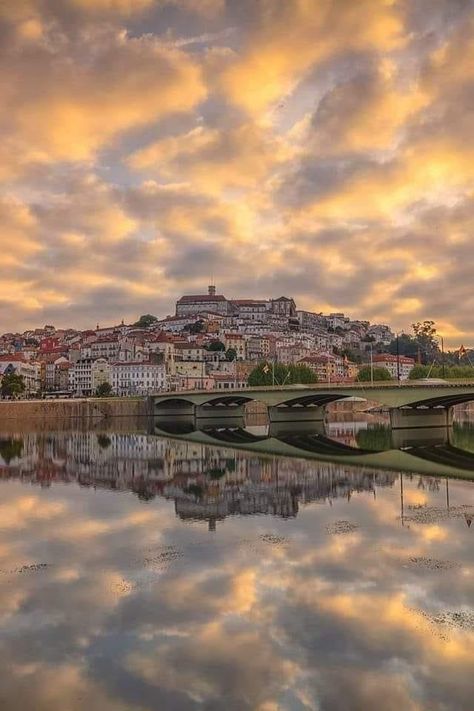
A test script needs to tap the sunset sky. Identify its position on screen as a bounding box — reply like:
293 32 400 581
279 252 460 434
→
1 0 473 344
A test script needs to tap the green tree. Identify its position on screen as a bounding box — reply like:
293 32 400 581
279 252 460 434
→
248 362 317 386
206 340 225 352
387 333 419 359
412 320 440 362
96 382 113 397
225 348 237 361
356 366 392 382
133 314 158 328
1 373 26 398
290 364 318 384
409 364 474 380
408 364 430 379
188 319 205 334
341 347 362 364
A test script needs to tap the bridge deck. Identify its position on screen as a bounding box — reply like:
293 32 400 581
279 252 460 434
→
152 381 474 411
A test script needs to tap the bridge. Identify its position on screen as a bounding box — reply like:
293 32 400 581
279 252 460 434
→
152 419 474 481
151 381 474 429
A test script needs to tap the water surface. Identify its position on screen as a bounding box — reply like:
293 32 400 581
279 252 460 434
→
0 422 473 710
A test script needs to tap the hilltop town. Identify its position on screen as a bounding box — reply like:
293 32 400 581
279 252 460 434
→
0 285 413 397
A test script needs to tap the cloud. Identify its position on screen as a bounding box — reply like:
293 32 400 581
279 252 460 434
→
128 122 292 194
219 0 406 114
1 0 474 340
0 24 206 173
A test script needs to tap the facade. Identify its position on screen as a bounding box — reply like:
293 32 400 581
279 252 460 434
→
0 357 41 395
176 286 230 317
174 343 206 361
231 300 268 320
270 296 297 317
69 358 110 396
223 333 247 360
110 361 167 396
372 353 415 380
298 354 347 382
44 357 71 392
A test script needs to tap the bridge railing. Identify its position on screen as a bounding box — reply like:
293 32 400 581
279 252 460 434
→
154 379 474 397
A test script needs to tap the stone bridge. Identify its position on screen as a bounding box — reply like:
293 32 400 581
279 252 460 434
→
151 382 474 429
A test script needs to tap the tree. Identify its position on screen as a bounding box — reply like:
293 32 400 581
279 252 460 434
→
96 382 112 397
412 320 439 362
1 373 26 398
248 362 317 386
341 347 362 364
206 340 225 352
409 364 474 380
225 348 237 361
188 319 204 334
408 364 430 380
133 314 158 328
387 333 419 359
356 366 392 382
291 364 318 384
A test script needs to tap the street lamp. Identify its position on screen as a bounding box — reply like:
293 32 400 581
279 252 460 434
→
396 332 401 384
369 341 374 385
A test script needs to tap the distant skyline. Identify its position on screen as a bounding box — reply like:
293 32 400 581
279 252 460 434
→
1 0 473 345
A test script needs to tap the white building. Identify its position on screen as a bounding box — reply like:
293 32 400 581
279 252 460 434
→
69 358 110 396
0 357 41 396
373 353 415 380
110 361 167 396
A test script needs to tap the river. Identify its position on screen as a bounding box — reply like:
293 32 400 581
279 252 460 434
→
0 415 473 710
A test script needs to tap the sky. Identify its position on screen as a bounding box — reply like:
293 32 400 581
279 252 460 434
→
1 0 474 344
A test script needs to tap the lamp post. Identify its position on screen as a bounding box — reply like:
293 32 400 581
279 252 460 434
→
440 335 445 379
396 332 401 384
369 341 374 385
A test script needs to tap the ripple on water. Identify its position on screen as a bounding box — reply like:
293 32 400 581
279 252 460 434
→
415 609 474 640
326 520 359 535
0 563 51 575
403 505 474 525
406 556 461 571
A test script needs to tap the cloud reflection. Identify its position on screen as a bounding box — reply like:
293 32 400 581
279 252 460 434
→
0 430 472 710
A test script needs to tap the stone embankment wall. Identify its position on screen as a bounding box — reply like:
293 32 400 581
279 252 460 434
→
0 398 151 422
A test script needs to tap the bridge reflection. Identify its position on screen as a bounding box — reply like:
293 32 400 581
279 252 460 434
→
0 426 472 531
153 416 474 479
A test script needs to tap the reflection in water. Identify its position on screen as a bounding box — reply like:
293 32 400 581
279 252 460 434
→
0 431 398 521
0 427 472 710
155 416 474 478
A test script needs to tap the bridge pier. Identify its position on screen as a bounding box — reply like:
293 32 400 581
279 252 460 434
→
391 426 449 448
268 405 325 423
269 420 326 437
196 404 246 419
390 407 453 430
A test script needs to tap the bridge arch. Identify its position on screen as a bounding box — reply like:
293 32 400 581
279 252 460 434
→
272 393 355 408
405 393 474 409
154 397 196 417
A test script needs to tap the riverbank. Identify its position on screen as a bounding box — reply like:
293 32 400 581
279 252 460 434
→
1 396 471 425
0 397 150 422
